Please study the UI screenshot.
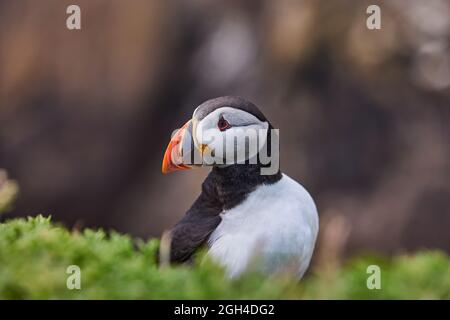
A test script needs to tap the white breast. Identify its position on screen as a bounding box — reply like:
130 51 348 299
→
207 174 319 278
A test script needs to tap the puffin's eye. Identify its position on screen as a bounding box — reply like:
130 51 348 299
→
218 116 231 131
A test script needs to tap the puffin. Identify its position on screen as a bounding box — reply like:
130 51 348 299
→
161 96 319 278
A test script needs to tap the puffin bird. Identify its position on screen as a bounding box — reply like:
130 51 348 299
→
161 96 319 278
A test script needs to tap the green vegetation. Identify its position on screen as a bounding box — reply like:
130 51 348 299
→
0 216 449 299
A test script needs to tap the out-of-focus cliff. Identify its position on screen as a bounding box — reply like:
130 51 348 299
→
0 0 449 256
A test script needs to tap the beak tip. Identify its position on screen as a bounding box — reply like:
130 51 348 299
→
161 120 193 174
161 149 175 174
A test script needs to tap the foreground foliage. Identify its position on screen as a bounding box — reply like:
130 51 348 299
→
0 216 448 299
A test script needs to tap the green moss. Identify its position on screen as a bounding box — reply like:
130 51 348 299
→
0 216 449 299
301 252 450 299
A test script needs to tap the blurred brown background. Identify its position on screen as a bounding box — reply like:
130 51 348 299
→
0 0 449 256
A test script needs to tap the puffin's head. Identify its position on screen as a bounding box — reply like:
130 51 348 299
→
162 96 276 174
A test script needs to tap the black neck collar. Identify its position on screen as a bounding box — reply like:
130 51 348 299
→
205 164 282 210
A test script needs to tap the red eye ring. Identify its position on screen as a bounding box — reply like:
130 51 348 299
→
218 116 231 131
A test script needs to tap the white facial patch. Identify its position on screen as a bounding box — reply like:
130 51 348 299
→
194 107 269 165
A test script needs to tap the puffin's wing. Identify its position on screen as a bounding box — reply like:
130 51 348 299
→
169 178 222 263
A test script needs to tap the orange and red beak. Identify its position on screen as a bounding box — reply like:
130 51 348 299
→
162 120 193 174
